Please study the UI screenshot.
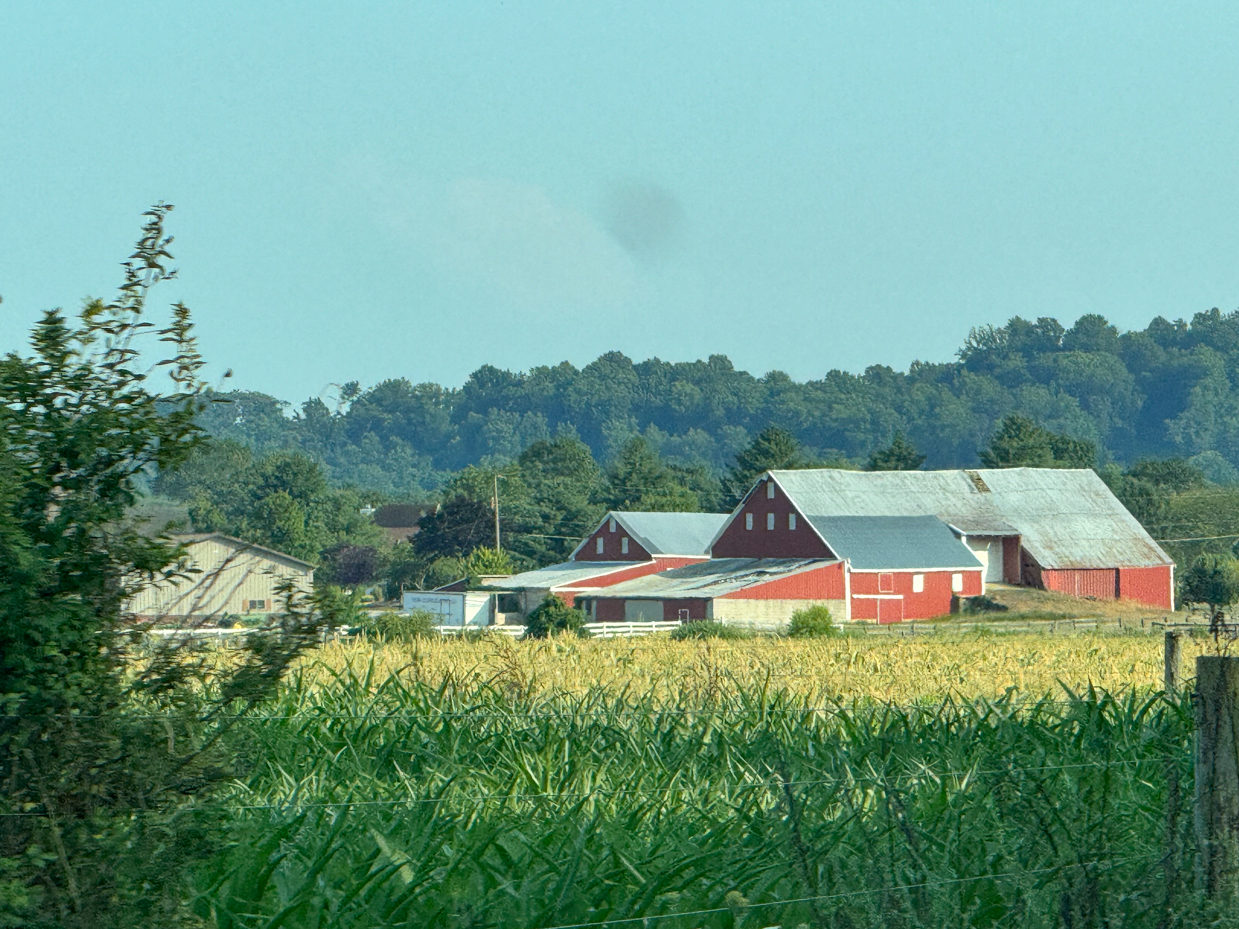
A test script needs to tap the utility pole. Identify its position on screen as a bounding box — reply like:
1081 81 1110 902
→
488 473 498 552
1196 655 1239 903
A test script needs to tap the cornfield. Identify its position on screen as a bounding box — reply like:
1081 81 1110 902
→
192 633 1220 928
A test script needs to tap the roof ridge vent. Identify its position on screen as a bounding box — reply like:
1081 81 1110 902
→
963 470 991 493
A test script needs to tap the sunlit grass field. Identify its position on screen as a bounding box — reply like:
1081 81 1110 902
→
192 631 1217 928
309 628 1212 704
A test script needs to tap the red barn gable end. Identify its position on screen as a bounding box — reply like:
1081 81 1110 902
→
710 480 833 559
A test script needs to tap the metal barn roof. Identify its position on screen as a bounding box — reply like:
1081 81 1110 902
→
766 468 1171 570
809 515 983 571
584 558 836 600
499 561 640 590
572 511 729 558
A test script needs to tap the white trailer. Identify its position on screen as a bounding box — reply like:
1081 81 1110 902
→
401 591 492 627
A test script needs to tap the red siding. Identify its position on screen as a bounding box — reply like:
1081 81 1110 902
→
1041 568 1118 600
1118 566 1174 609
574 519 653 562
851 568 983 621
593 598 626 622
662 599 709 621
711 478 834 559
719 562 846 600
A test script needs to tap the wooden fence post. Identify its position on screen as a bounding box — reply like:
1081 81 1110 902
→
1196 656 1239 902
1165 632 1182 692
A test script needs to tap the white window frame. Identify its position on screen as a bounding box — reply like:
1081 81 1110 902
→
609 518 616 533
621 537 629 554
878 573 894 593
766 481 775 499
788 513 796 530
912 574 924 593
745 513 753 530
951 573 964 593
596 537 604 554
766 512 775 530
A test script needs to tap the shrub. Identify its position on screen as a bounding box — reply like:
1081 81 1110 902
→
359 610 440 641
788 604 839 638
523 595 587 639
956 594 1010 615
670 620 751 641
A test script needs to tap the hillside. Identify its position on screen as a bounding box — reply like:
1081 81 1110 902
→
197 310 1239 496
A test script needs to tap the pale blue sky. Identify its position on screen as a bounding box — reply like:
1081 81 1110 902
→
2 3 1238 401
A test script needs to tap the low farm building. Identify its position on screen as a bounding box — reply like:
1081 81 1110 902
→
718 467 1174 610
125 534 314 623
585 514 983 627
493 511 729 612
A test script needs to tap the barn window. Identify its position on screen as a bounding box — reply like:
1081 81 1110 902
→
912 574 924 593
951 573 964 592
609 518 616 533
621 537 629 554
596 537 604 554
247 599 266 611
878 573 894 593
745 513 753 530
788 513 796 530
766 481 775 499
766 513 775 530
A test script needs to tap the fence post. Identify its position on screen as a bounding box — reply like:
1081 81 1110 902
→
1196 656 1239 902
1165 632 1182 692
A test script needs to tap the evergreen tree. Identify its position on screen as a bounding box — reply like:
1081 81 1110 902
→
868 432 926 471
979 415 1096 470
725 426 806 504
600 438 699 512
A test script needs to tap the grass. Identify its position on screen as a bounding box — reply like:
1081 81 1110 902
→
185 632 1223 927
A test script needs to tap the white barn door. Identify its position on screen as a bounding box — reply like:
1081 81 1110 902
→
965 537 1004 585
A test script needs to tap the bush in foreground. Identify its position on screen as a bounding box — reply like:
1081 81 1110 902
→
359 610 440 641
787 604 839 637
524 595 588 639
670 620 751 640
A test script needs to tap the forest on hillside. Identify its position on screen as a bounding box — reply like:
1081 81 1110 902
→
199 309 1239 496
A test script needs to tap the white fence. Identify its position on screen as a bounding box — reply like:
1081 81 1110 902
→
437 624 525 638
583 621 681 639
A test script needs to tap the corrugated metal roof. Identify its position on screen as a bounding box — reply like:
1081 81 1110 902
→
809 515 982 571
500 561 641 589
614 511 729 555
768 468 1171 569
585 558 835 600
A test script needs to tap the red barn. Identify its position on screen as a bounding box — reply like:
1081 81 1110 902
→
493 511 727 612
730 468 1175 610
585 514 982 626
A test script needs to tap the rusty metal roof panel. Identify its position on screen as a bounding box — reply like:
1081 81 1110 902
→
586 558 837 600
768 467 1171 569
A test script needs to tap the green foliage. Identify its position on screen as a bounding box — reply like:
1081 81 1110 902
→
0 207 351 928
867 431 926 471
190 307 1239 494
163 441 383 563
600 437 700 512
725 425 807 503
669 620 752 640
787 604 839 637
979 414 1096 469
957 594 1011 614
462 546 512 578
195 673 1196 928
358 609 440 641
1180 554 1239 622
523 595 587 639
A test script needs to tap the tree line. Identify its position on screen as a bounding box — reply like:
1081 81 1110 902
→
196 309 1239 498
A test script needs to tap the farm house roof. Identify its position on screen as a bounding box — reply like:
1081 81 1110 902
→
582 558 836 600
763 467 1171 570
809 515 983 571
571 511 728 559
498 561 642 590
